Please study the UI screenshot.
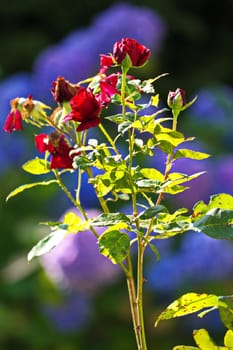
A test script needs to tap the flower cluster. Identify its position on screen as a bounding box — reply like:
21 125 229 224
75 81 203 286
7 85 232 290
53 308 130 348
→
3 38 153 170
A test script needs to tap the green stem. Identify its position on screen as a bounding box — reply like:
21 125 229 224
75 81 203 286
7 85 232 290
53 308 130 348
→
126 255 145 349
137 241 147 350
54 170 99 238
99 123 120 157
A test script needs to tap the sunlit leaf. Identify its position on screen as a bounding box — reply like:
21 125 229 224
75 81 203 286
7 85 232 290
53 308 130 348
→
6 180 58 202
175 149 210 160
193 208 233 239
224 329 233 348
91 212 130 227
22 157 51 174
155 293 218 327
193 329 220 350
28 228 67 261
98 230 130 264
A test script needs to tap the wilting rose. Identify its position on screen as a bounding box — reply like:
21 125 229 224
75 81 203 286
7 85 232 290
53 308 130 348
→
35 132 74 169
3 98 23 132
51 76 79 104
64 87 102 131
113 38 151 67
167 88 186 110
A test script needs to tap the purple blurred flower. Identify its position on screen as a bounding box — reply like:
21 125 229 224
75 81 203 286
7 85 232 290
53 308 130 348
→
40 209 121 295
146 232 233 293
43 293 91 333
92 3 166 54
212 155 233 195
32 3 166 103
189 85 233 124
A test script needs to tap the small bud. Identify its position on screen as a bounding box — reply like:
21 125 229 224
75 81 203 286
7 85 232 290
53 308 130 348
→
167 88 186 110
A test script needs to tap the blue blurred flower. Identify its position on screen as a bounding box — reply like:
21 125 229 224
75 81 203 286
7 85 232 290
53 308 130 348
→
187 84 233 152
212 155 233 195
146 232 233 294
40 209 121 295
43 293 91 333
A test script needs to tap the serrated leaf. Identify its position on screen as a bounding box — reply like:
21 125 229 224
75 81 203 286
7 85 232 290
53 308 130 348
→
155 293 218 327
91 212 130 227
6 180 58 202
193 329 219 350
28 228 67 261
175 149 210 160
22 157 51 174
98 230 130 264
193 193 233 219
193 208 233 239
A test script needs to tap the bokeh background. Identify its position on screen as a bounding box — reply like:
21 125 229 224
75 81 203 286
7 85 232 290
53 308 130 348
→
1 1 233 349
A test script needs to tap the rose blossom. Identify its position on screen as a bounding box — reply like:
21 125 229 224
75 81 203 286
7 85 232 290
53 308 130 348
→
63 87 102 131
113 38 151 67
35 132 74 169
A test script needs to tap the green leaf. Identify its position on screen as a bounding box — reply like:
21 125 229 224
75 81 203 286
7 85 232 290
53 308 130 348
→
98 230 130 264
193 193 233 219
155 293 218 327
193 329 220 350
175 149 210 160
224 329 233 348
140 168 164 182
193 208 233 239
219 296 233 330
151 94 159 107
63 211 90 233
22 157 51 174
6 180 58 202
91 212 130 227
138 205 168 220
28 228 67 261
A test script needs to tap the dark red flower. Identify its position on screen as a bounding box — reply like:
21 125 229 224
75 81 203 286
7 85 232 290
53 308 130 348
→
64 87 101 131
51 76 79 104
3 109 23 132
35 132 74 169
3 98 23 132
113 38 151 67
97 73 119 106
99 54 114 74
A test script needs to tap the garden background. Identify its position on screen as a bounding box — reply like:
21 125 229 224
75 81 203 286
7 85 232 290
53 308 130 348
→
0 0 233 349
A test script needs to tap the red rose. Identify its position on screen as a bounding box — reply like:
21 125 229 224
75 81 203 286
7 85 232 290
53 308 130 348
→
113 38 151 67
64 87 101 131
99 54 114 74
97 73 119 106
35 132 74 169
